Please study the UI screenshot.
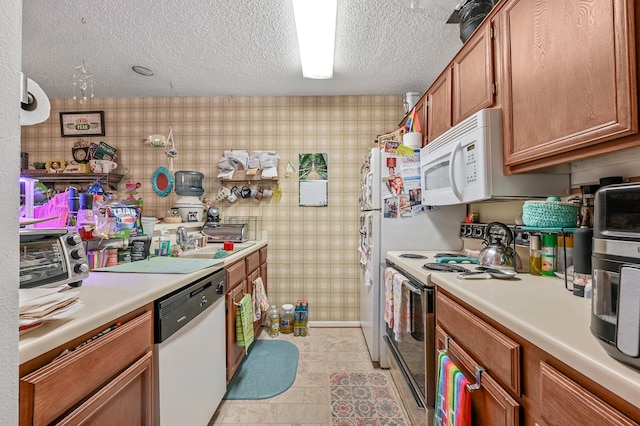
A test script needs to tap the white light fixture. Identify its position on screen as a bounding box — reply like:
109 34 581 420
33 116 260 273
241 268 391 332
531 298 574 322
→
292 0 337 79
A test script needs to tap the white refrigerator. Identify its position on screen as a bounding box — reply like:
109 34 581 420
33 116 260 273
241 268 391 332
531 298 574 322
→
359 146 465 368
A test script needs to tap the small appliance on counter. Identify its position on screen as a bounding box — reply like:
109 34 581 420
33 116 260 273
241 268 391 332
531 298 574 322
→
201 223 247 243
173 171 204 222
19 229 89 288
591 182 640 370
201 207 248 243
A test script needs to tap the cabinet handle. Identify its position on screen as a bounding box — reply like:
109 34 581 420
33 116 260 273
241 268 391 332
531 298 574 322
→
440 334 486 392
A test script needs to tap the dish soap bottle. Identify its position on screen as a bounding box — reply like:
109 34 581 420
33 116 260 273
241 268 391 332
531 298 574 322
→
158 229 171 256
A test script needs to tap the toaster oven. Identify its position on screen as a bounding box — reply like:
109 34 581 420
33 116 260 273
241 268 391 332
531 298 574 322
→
591 182 640 370
19 228 90 289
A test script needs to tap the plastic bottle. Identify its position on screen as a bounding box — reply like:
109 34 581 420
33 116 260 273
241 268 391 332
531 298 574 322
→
557 234 574 273
268 305 280 337
540 233 557 276
280 304 294 334
300 299 308 337
529 235 542 276
158 229 171 256
293 299 302 337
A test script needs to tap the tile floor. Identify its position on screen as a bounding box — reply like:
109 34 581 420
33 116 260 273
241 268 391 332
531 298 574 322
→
209 327 411 425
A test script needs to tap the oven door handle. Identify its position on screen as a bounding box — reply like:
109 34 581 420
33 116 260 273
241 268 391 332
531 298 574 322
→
403 279 426 295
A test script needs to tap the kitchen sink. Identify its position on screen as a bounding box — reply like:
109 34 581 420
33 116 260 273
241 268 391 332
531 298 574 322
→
179 242 255 259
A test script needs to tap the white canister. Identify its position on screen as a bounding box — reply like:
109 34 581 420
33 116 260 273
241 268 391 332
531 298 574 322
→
403 132 422 148
403 92 422 114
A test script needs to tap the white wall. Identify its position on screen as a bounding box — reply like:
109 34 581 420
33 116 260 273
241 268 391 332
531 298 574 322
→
0 0 22 423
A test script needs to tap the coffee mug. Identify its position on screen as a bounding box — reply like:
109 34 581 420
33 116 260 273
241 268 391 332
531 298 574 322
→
262 188 273 199
254 186 264 200
241 185 251 198
90 159 118 173
227 192 238 203
126 182 141 192
215 186 231 202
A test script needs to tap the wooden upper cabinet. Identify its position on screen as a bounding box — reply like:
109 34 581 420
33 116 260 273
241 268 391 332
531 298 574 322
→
500 0 638 172
427 68 453 141
453 23 496 124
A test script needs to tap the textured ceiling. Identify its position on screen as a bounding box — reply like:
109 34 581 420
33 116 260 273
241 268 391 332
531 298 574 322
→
22 0 464 99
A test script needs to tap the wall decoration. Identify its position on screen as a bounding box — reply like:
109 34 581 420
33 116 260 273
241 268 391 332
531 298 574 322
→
45 159 66 173
299 153 328 206
151 166 174 197
60 111 105 137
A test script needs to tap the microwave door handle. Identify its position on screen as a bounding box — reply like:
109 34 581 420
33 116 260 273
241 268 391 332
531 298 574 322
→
448 140 463 202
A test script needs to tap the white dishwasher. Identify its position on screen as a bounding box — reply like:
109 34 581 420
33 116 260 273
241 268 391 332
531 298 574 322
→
154 268 226 426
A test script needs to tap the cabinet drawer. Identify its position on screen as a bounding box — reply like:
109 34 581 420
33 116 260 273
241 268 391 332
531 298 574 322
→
57 352 153 426
245 251 260 273
226 260 246 288
20 311 152 426
436 292 521 395
436 326 520 426
259 246 268 263
539 362 636 426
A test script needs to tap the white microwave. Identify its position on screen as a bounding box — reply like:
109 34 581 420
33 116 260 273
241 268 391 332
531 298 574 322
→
420 108 570 206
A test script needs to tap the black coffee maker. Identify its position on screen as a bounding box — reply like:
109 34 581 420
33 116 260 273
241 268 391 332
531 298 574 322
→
205 206 220 226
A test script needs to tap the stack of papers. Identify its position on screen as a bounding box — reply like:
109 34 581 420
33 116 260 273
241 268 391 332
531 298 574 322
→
19 287 84 334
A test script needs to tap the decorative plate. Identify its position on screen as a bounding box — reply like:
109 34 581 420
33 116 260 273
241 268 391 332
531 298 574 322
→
152 166 173 197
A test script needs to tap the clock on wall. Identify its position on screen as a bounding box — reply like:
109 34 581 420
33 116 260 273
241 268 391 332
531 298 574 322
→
72 140 90 164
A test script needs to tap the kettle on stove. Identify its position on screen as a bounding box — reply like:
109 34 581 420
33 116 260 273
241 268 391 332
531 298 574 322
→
478 222 516 270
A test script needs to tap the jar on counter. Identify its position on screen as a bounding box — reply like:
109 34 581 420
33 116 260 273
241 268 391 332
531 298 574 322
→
280 304 295 334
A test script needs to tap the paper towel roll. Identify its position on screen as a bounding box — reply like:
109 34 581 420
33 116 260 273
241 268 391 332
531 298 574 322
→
20 78 51 126
403 132 422 148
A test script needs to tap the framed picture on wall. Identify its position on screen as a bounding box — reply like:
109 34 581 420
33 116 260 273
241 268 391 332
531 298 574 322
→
60 111 105 137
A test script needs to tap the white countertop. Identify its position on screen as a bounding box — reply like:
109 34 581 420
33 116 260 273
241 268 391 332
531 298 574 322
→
386 250 640 410
19 240 266 364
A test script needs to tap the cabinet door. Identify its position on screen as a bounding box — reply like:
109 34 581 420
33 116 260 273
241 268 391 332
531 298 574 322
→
427 68 453 142
20 311 152 426
538 362 637 426
500 0 637 172
436 326 520 426
453 22 495 124
57 352 153 426
226 280 247 383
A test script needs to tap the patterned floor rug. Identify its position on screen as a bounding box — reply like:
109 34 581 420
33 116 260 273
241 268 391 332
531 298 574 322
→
330 371 408 425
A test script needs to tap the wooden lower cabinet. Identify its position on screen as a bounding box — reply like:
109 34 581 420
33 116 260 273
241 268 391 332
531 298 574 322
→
436 289 640 425
538 362 637 426
225 245 269 383
226 278 248 383
435 327 519 425
19 308 153 426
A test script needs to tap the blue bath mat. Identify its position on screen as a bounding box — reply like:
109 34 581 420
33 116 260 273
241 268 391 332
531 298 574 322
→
224 339 299 400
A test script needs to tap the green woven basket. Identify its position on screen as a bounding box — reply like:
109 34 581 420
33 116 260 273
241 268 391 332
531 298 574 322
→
522 200 579 228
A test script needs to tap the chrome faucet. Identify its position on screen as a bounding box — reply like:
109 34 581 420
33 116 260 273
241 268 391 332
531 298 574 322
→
176 226 187 246
176 226 197 250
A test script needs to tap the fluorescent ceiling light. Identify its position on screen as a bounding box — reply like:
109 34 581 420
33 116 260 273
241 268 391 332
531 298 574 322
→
292 0 337 79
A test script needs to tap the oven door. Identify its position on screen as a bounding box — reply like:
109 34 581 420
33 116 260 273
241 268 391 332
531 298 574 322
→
384 265 434 424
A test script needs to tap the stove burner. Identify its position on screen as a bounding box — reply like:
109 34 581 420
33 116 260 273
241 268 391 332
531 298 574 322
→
422 263 470 272
399 253 428 259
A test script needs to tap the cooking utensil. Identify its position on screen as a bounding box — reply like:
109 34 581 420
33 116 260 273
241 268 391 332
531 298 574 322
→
422 263 470 273
435 256 478 264
457 267 518 280
477 222 515 269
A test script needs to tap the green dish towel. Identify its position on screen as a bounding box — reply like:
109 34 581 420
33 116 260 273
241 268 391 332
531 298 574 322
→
235 293 254 354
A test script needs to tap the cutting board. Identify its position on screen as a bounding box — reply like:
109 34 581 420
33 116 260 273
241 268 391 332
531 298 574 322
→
94 257 224 274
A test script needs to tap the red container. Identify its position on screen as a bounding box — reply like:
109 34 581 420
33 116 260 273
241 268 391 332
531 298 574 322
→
223 241 234 251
